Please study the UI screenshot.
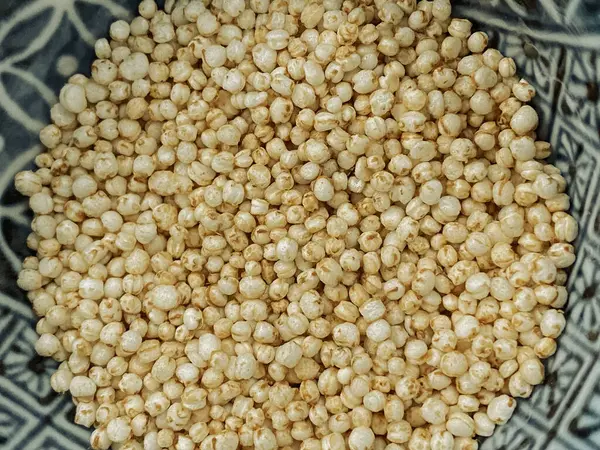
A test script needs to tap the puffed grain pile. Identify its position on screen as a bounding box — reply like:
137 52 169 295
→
15 0 578 449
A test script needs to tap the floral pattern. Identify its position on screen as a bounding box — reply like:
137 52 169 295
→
0 0 599 449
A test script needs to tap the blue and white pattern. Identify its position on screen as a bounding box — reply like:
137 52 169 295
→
0 0 599 449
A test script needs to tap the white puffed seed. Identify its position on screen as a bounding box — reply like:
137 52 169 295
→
15 1 577 449
487 395 517 424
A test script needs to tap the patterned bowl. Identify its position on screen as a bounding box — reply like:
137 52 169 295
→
0 1 598 449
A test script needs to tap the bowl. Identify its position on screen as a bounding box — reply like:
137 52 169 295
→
0 0 597 449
